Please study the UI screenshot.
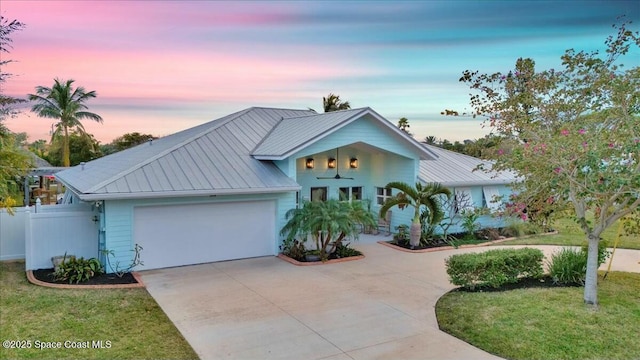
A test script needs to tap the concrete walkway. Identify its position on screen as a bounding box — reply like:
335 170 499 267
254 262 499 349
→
139 237 639 360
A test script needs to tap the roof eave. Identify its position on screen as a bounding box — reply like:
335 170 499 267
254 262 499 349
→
73 186 302 202
419 178 517 187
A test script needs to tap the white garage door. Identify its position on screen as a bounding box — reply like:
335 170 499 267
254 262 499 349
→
134 200 275 270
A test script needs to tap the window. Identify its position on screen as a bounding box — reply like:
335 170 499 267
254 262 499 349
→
482 186 501 211
311 187 327 202
340 186 363 201
376 187 392 205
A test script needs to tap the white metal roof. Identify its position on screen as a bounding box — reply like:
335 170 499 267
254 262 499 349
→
56 107 314 201
418 144 518 187
252 107 437 161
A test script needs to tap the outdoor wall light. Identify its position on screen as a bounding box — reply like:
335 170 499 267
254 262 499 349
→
350 158 358 169
327 158 336 168
306 158 315 169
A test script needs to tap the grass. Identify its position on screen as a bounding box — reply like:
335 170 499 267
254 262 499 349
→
0 261 199 359
495 216 640 250
436 271 640 360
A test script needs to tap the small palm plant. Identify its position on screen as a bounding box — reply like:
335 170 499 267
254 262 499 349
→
380 182 451 248
280 199 375 260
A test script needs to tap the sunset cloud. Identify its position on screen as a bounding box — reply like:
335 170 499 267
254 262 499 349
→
3 1 638 143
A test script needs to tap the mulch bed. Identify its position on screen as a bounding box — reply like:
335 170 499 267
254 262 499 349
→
32 268 138 285
454 275 582 293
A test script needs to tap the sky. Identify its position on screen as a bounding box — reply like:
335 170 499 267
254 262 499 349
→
2 1 639 144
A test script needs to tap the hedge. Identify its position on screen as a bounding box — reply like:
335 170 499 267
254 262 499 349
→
445 248 544 289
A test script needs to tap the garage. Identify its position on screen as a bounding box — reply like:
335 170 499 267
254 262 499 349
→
133 200 276 270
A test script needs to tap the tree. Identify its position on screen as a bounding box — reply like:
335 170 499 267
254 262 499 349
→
47 130 102 166
380 182 451 248
423 135 437 145
322 93 351 112
110 132 157 152
460 20 640 306
29 78 103 167
397 117 411 135
0 16 31 211
280 199 375 260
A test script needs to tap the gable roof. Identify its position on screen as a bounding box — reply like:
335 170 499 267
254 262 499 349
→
419 144 517 187
56 107 314 201
252 107 437 160
56 106 440 201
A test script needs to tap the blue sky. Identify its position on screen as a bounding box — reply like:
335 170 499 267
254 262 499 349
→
3 0 639 143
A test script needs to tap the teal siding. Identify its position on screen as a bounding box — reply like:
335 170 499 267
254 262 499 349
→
103 192 293 271
291 115 422 231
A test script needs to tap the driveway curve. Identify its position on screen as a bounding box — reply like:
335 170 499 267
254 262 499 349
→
139 243 639 360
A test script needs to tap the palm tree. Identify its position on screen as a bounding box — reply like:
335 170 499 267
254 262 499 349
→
29 78 103 167
379 182 451 248
397 117 410 133
424 135 437 145
280 199 375 260
323 93 351 112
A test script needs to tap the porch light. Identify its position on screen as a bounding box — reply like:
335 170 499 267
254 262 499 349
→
327 158 336 169
306 158 315 169
350 158 358 168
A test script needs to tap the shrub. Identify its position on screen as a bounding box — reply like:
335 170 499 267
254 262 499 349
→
53 256 104 284
547 248 587 285
548 241 611 285
334 242 362 258
445 248 544 290
279 238 306 261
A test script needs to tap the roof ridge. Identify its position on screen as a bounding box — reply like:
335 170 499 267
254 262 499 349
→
85 107 254 193
251 107 371 157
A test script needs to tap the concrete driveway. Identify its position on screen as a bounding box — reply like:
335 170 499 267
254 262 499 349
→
139 240 639 360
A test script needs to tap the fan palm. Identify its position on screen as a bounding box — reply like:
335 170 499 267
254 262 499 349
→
323 93 351 112
29 78 103 167
379 182 451 248
280 199 375 260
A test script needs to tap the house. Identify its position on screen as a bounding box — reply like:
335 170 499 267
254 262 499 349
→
418 144 517 233
51 107 516 271
53 107 437 270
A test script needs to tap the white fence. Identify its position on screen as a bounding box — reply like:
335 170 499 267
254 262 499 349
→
0 207 28 261
1 204 98 270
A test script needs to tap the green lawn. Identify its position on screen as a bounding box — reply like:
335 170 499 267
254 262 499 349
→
436 271 640 360
0 261 198 360
495 217 640 250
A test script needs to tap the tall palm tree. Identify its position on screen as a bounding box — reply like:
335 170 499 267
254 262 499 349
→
323 93 351 112
380 182 451 248
29 78 103 167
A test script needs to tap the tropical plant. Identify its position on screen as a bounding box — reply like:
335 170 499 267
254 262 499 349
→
460 20 640 305
29 78 103 167
460 208 481 239
46 130 102 166
53 255 104 284
397 117 411 134
0 16 31 212
423 135 437 145
102 243 143 277
322 93 351 112
380 182 451 248
280 199 375 260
